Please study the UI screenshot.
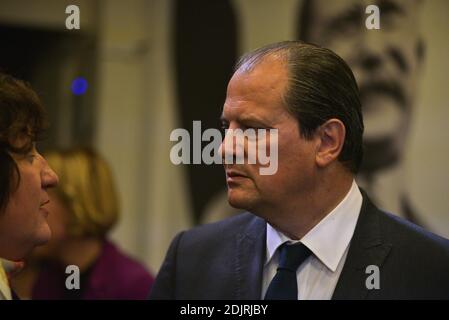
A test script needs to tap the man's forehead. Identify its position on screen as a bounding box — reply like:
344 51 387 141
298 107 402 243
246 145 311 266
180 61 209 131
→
223 55 288 120
222 96 277 123
229 55 288 99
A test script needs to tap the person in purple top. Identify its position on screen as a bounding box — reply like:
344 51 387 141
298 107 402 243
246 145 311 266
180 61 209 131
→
11 147 154 299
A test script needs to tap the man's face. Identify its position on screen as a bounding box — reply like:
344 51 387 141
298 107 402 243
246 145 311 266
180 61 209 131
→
0 138 59 261
220 55 318 216
304 0 422 172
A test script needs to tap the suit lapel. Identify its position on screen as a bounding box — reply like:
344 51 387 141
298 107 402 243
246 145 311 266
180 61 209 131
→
332 191 392 299
234 215 266 299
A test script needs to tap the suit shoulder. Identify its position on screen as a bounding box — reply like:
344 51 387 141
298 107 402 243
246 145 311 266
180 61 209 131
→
177 212 262 247
379 210 449 259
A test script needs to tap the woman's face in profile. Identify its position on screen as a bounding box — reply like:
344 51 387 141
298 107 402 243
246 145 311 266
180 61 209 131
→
0 137 58 261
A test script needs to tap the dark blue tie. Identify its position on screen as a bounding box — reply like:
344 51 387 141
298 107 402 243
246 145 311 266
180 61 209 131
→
264 242 312 300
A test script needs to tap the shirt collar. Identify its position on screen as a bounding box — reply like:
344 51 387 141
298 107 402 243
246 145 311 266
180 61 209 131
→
266 180 363 272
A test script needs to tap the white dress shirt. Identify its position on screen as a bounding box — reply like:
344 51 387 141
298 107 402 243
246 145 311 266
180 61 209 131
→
262 180 363 300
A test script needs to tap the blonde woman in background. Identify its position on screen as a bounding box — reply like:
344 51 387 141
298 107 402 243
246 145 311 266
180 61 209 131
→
11 147 154 299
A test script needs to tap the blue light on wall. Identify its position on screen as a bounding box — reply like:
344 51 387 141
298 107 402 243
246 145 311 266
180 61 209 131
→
71 77 88 95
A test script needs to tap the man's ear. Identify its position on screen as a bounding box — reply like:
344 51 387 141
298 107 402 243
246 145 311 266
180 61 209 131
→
315 119 346 168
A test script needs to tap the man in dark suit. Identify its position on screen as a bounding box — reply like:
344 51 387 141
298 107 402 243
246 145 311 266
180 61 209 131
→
150 41 449 299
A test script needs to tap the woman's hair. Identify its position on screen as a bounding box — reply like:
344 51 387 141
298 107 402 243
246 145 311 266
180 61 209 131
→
0 72 47 212
44 147 120 237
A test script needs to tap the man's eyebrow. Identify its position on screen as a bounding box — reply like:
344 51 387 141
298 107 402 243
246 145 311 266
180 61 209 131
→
220 114 270 127
239 114 269 125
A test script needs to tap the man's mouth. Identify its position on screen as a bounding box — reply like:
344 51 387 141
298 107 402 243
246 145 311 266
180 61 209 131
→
226 170 250 185
226 170 248 178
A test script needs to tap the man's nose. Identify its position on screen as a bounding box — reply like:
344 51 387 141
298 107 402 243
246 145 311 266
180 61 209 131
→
219 130 237 164
41 164 59 189
219 141 225 159
219 135 232 161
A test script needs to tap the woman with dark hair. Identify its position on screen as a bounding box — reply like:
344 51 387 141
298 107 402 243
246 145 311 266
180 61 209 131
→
0 72 59 299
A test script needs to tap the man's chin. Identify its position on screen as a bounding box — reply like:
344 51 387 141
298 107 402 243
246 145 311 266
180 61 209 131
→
227 189 255 211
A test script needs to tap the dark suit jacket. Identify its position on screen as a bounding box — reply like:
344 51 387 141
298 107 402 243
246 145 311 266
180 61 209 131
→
150 193 449 299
